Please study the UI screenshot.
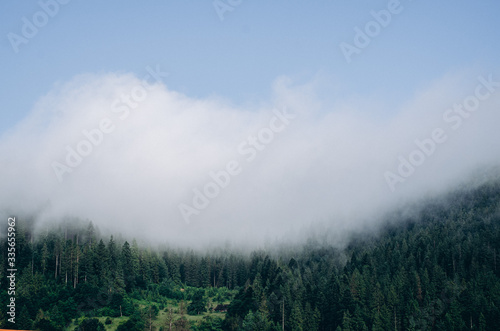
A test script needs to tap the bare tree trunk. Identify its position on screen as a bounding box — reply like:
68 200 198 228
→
74 235 79 288
70 249 73 287
167 307 173 331
55 253 58 279
218 268 224 288
282 299 285 331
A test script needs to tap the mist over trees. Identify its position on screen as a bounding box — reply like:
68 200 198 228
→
1 180 500 330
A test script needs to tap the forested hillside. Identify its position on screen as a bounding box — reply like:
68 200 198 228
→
1 180 500 330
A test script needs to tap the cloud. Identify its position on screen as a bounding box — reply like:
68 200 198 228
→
1 69 500 248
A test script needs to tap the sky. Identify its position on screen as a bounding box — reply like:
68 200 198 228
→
1 1 500 248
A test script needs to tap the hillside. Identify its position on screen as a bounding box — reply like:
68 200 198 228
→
1 180 500 330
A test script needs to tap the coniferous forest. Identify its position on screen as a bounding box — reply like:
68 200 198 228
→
2 181 500 330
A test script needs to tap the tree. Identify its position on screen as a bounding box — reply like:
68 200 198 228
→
341 311 352 331
86 221 96 248
444 299 465 330
41 242 49 275
50 304 65 330
188 290 207 315
170 300 192 330
242 309 276 331
122 241 137 291
35 318 63 331
352 306 368 331
197 315 224 331
479 312 486 331
116 310 145 331
108 235 119 274
54 236 62 280
76 318 105 331
372 310 385 331
303 303 320 331
174 316 191 331
34 309 62 331
94 239 108 282
145 304 159 331
289 302 303 331
2 180 500 331
200 257 211 287
18 305 33 330
165 307 175 331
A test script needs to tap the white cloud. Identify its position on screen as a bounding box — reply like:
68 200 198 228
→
1 70 500 248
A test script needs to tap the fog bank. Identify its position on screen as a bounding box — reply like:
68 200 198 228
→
1 70 499 248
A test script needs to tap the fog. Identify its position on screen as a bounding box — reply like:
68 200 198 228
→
1 70 499 248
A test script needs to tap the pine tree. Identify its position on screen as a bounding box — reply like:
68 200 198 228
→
121 241 136 291
289 302 303 331
54 237 62 280
445 299 465 330
200 257 210 287
18 305 33 330
131 240 141 285
372 309 385 331
49 305 65 330
165 307 175 331
41 242 49 275
86 221 96 248
341 310 352 331
108 235 118 273
479 312 486 331
303 302 320 331
93 239 108 287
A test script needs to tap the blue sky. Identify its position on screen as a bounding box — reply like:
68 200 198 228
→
1 1 500 245
1 1 498 134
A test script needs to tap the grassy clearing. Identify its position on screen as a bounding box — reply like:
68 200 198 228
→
65 299 227 330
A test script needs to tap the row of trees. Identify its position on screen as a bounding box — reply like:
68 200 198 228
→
1 180 500 330
223 181 500 330
0 220 252 291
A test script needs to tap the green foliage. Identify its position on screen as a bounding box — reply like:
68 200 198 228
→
289 302 303 331
303 303 321 331
75 318 105 331
18 305 33 330
242 310 275 331
188 289 207 315
196 315 224 330
116 310 145 331
34 317 63 331
223 181 500 330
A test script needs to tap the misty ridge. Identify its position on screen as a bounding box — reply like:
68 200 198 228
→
1 69 500 249
4 1 500 330
4 168 500 330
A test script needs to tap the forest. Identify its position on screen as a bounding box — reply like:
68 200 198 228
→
1 180 500 330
